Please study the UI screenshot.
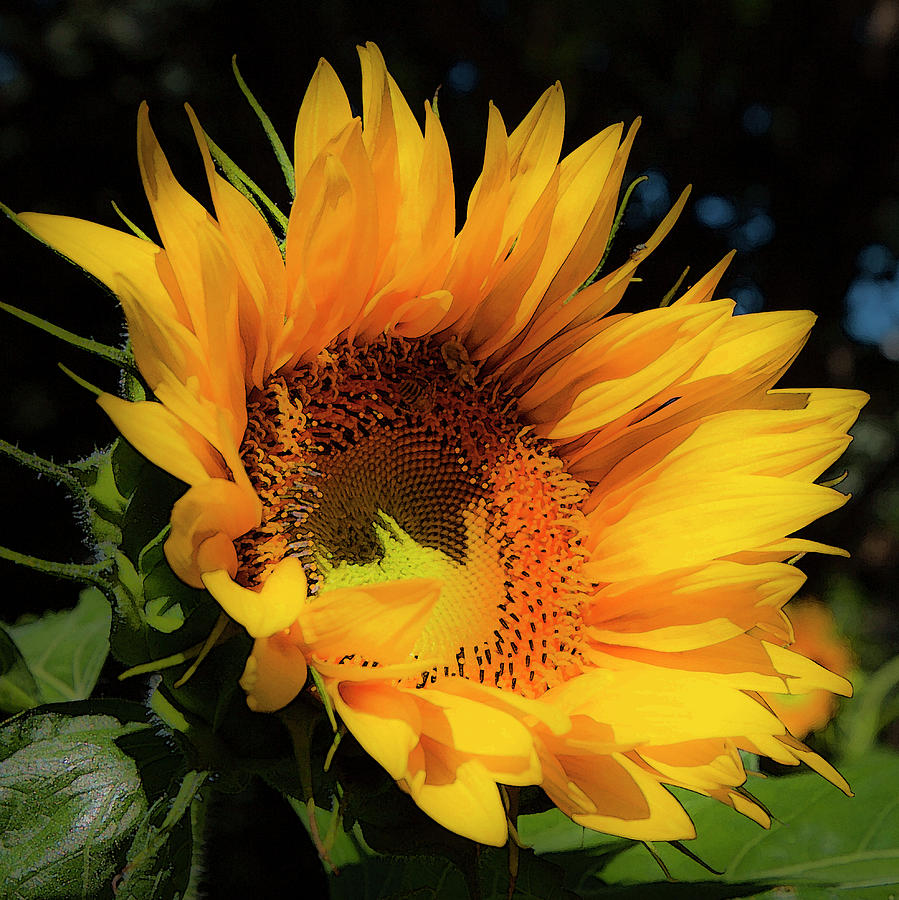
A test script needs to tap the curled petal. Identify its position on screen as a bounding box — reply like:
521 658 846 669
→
241 632 309 712
202 556 308 639
165 478 262 588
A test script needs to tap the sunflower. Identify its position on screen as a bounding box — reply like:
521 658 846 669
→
17 43 866 847
762 599 855 740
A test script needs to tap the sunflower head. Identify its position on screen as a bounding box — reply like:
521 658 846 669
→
14 42 866 848
762 599 855 740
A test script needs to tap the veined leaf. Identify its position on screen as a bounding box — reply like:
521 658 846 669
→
0 711 148 899
599 750 899 897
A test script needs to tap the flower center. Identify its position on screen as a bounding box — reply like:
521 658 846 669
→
236 337 591 697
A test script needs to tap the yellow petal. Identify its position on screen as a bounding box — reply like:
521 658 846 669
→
426 675 573 736
97 393 224 485
301 579 442 663
546 751 697 841
138 104 247 423
186 105 286 388
285 120 379 356
410 758 509 846
16 211 168 309
585 475 847 583
15 212 204 390
442 103 511 327
546 669 784 745
520 300 734 439
471 122 623 362
764 643 853 696
503 81 565 248
294 57 354 189
330 681 422 780
411 687 536 760
202 556 307 639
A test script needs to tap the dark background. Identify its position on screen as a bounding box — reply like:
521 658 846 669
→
0 1 897 895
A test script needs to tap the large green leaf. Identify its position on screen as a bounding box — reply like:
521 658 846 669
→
0 623 42 713
0 711 148 899
598 750 899 897
5 587 111 703
329 844 584 899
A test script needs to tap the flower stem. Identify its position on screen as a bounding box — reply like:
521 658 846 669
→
0 300 139 376
0 545 112 588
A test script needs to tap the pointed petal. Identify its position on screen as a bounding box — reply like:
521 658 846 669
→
545 751 697 841
330 681 422 779
409 756 510 846
584 474 847 582
411 687 536 760
186 105 287 387
97 393 224 485
293 58 353 189
546 669 785 745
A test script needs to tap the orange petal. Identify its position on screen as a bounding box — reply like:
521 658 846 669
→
97 393 225 485
241 632 308 712
186 105 287 388
293 57 354 190
165 477 261 588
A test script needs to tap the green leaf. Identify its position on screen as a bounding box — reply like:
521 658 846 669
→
599 751 899 896
329 846 584 900
0 623 42 712
230 56 296 196
0 711 148 899
5 588 111 703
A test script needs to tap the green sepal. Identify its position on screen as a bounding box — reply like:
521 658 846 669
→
0 436 81 492
110 201 152 242
0 299 139 376
203 130 289 236
0 543 113 588
576 174 649 294
231 55 296 197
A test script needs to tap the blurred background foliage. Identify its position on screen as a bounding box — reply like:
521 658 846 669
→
0 0 897 895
